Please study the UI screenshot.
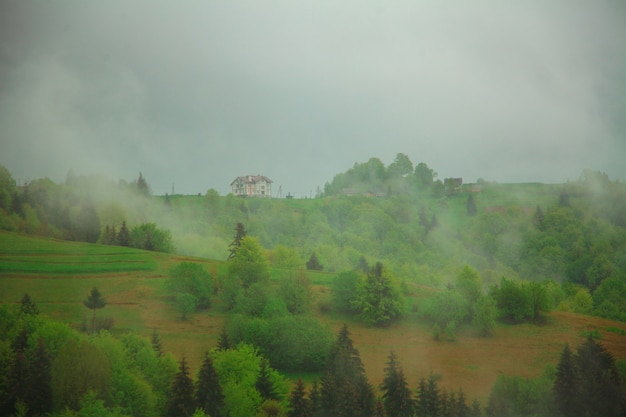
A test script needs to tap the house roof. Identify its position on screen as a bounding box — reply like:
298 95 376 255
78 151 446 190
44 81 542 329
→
230 175 273 186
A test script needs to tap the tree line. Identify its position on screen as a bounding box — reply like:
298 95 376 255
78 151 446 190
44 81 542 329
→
3 293 624 417
1 162 625 327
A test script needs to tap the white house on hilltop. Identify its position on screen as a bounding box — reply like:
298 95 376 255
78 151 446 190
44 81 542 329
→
230 175 273 197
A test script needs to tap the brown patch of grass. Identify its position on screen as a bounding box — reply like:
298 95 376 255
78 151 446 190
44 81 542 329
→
321 312 626 403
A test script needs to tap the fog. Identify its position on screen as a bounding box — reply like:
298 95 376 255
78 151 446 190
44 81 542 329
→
1 1 625 196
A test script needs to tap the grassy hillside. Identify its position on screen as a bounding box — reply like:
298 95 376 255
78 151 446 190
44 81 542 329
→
2 230 626 401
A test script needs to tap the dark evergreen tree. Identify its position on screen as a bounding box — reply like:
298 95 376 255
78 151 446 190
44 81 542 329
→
469 399 483 417
553 344 581 417
575 336 623 417
195 353 224 417
417 374 440 417
227 222 247 260
10 329 30 353
319 324 375 417
117 221 131 246
18 293 39 316
256 358 279 401
83 287 106 334
440 390 450 417
455 389 470 417
288 378 311 417
137 172 150 196
151 328 163 357
306 252 323 271
355 256 370 273
308 381 322 417
25 338 52 416
466 193 477 216
380 351 413 417
167 357 196 417
217 326 232 351
6 349 28 415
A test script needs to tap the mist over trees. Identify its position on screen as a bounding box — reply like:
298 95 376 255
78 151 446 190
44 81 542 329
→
1 159 626 416
1 160 625 325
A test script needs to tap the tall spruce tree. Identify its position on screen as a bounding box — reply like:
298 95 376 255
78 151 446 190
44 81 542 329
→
195 353 224 417
417 374 441 417
167 357 195 417
26 338 52 416
256 358 278 401
553 344 581 417
306 252 323 271
151 329 163 357
575 336 624 417
227 222 247 260
117 221 131 246
217 327 232 351
288 378 310 417
83 287 106 334
380 351 414 417
18 293 38 317
319 324 375 417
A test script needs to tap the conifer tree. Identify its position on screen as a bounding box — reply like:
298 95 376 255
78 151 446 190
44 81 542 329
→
117 221 131 246
306 252 323 271
195 353 224 417
308 381 322 417
320 324 375 417
25 338 52 416
6 349 28 415
288 378 310 417
469 399 483 417
553 344 580 417
417 374 440 417
575 336 623 417
256 358 278 401
227 222 247 260
167 357 196 417
455 389 470 417
18 293 39 316
137 172 150 196
217 327 232 351
151 328 163 357
83 287 106 334
380 351 413 417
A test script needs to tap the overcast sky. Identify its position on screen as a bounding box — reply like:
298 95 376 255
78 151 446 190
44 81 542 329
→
1 1 625 196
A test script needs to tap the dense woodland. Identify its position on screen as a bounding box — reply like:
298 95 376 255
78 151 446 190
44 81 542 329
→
1 156 626 416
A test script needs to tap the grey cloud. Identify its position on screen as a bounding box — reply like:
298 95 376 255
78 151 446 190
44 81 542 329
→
1 0 625 195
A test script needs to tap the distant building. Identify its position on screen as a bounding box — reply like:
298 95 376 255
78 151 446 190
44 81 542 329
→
230 175 273 197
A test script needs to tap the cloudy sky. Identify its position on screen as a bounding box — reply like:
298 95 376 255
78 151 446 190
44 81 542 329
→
1 1 625 196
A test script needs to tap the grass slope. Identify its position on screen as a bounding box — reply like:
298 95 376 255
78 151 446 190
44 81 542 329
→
1 230 625 401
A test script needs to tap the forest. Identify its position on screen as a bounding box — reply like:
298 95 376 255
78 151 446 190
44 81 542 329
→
1 155 626 416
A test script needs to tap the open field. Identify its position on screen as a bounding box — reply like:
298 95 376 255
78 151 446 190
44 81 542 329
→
2 230 626 402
